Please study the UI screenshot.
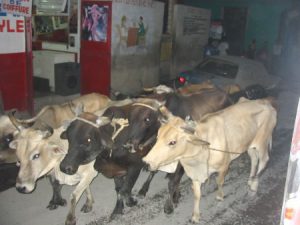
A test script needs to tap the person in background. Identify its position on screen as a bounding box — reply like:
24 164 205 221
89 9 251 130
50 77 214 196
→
218 36 229 55
204 37 219 58
257 41 270 71
247 38 256 59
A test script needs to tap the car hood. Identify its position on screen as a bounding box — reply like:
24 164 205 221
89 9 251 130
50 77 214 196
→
180 70 235 86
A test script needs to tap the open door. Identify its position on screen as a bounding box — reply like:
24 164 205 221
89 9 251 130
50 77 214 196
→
223 7 247 56
0 14 33 113
80 0 111 96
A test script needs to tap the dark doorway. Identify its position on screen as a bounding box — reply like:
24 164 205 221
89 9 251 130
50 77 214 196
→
223 7 248 56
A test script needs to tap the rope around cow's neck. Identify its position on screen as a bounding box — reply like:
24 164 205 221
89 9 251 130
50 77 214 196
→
111 118 129 141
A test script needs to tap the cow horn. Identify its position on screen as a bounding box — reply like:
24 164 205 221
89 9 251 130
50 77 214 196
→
143 87 154 92
181 125 196 134
37 122 54 139
159 106 173 118
8 110 22 131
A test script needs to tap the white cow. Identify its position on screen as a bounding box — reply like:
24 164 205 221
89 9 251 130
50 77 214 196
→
143 97 277 223
9 125 97 225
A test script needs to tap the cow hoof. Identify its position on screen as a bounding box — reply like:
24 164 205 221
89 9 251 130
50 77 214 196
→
109 211 123 221
126 196 137 207
81 204 92 213
137 189 147 198
173 191 181 204
249 179 258 192
190 214 200 224
47 199 67 210
164 199 174 214
65 215 76 225
216 195 224 201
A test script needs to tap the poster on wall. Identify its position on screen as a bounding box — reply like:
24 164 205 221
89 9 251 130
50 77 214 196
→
112 0 163 56
0 13 25 53
81 2 108 42
281 98 300 225
1 0 32 17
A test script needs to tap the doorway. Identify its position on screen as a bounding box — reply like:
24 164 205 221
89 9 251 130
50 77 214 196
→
222 7 248 56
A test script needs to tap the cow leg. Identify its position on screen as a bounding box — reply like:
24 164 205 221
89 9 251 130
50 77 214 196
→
191 180 201 223
215 167 228 201
120 166 142 207
47 175 67 210
164 164 185 214
247 147 259 192
110 176 125 220
251 145 270 192
138 171 157 197
66 173 97 225
80 186 94 213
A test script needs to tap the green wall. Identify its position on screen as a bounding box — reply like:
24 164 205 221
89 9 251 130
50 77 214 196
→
184 0 292 51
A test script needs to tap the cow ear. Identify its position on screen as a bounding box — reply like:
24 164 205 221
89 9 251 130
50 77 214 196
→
9 140 18 149
159 106 172 123
49 142 67 155
60 131 67 139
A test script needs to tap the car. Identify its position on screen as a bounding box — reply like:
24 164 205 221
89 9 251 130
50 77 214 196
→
175 55 281 90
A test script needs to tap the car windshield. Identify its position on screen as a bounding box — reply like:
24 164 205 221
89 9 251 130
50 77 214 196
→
196 59 239 79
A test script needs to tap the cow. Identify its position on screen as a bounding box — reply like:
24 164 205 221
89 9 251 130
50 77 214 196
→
59 100 152 220
143 97 277 223
142 80 241 96
127 83 269 213
59 87 232 219
9 123 98 225
0 93 110 164
128 86 235 213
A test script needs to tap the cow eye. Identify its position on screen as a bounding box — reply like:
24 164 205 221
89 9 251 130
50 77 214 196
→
144 117 150 124
32 153 40 160
168 141 176 146
5 134 13 143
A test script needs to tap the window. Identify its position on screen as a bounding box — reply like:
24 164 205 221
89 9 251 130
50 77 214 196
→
197 59 239 79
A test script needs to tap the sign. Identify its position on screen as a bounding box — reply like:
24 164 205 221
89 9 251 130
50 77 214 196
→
1 0 32 17
0 13 25 53
281 98 300 225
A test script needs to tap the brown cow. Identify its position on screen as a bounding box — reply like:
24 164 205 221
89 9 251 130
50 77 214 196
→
143 97 277 223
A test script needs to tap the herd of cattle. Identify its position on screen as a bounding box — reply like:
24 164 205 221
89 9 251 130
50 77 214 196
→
0 81 277 225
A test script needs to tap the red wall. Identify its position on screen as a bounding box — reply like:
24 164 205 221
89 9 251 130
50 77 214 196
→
0 52 31 111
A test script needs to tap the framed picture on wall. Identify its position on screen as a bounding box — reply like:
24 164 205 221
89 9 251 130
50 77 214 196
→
81 3 108 42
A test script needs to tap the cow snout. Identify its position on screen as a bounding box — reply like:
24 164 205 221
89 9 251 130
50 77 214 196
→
142 158 157 171
60 164 76 175
16 185 27 193
16 183 34 194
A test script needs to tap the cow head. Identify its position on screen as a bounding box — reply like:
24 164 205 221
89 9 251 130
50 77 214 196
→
143 107 209 171
128 99 165 150
9 124 66 193
60 112 113 175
